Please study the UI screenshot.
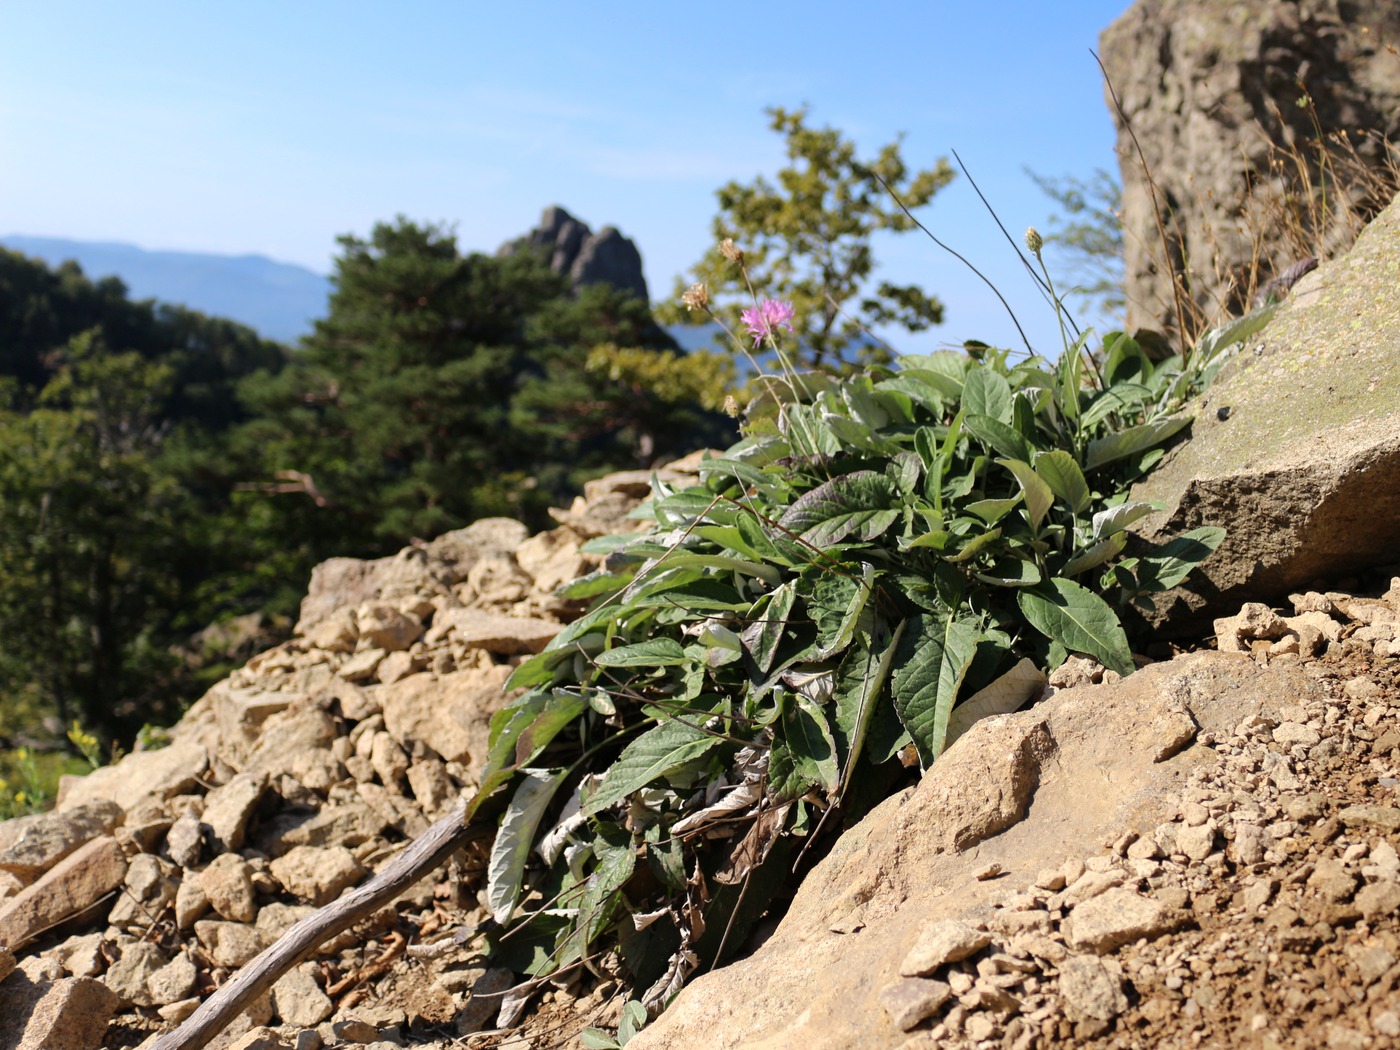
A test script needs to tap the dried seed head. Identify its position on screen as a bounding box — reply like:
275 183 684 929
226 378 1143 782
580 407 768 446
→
719 238 744 263
681 283 710 312
1024 227 1044 254
723 395 741 418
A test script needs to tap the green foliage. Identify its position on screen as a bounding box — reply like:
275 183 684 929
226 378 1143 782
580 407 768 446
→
234 220 734 543
659 107 955 372
467 319 1247 1009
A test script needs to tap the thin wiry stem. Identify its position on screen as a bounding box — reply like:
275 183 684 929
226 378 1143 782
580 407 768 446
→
860 163 1034 356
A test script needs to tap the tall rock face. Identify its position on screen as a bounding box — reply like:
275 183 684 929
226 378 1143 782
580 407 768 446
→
497 205 650 306
1100 0 1400 340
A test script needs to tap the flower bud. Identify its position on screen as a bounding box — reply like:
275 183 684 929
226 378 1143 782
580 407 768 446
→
1024 227 1044 254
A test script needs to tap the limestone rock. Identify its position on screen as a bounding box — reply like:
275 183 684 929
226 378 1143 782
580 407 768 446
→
0 972 121 1050
1100 0 1400 337
379 665 514 768
195 920 268 968
146 951 199 1006
269 845 364 905
1059 955 1129 1020
424 608 560 655
0 800 123 882
201 771 269 854
103 939 166 1007
0 836 127 951
56 741 208 812
355 602 424 652
899 920 992 976
270 962 333 1026
1063 888 1183 954
878 977 953 1031
200 854 258 923
1130 192 1400 634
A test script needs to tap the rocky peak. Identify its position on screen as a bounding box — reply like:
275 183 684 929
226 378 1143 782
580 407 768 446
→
497 205 650 306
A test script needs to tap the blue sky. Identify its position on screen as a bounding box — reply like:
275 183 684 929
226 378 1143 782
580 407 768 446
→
0 1 1131 355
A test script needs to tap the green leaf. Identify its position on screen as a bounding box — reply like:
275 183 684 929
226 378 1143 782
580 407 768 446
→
961 365 1013 423
1084 416 1191 471
944 526 1002 564
963 414 1031 462
808 562 874 658
584 719 724 816
741 580 797 674
1017 579 1133 677
834 619 906 789
1034 450 1090 514
486 767 569 923
891 612 980 764
1062 532 1128 576
562 822 637 959
776 694 840 798
964 496 1021 524
557 570 633 601
777 471 898 546
1136 526 1227 591
996 458 1054 529
973 558 1043 587
579 1030 621 1050
1091 501 1157 539
595 638 688 668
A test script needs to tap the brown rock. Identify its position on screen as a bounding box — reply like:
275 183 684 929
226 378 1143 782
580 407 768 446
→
1059 956 1129 1020
1129 192 1400 633
379 665 514 767
269 845 364 905
270 962 333 1026
145 950 199 1006
242 708 338 780
201 771 270 853
424 608 561 656
195 920 268 968
0 836 127 951
200 854 258 923
878 977 953 1031
56 741 208 812
0 972 121 1050
899 920 992 976
355 602 424 652
1063 888 1183 954
103 939 166 1007
0 800 123 883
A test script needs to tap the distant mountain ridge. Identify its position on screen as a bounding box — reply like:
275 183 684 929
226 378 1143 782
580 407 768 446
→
0 236 332 344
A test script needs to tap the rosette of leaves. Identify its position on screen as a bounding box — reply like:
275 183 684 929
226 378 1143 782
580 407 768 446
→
463 330 1233 1017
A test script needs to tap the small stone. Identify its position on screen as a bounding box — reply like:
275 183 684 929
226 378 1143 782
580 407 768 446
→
269 845 365 905
104 940 167 1007
159 997 202 1023
1306 859 1358 902
1273 722 1321 748
1338 805 1400 832
1059 956 1129 1020
878 977 953 1031
1064 888 1182 954
1175 823 1217 862
1035 869 1067 891
200 853 259 922
146 951 199 1006
271 962 334 1026
228 1027 289 1050
1355 880 1400 920
900 919 992 976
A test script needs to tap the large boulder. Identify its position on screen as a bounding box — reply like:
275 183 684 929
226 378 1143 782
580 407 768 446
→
1131 190 1400 634
1100 0 1400 339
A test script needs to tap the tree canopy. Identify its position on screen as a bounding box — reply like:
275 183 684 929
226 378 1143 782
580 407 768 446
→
660 107 955 372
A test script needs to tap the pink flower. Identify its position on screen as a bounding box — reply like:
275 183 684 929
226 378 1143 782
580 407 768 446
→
740 299 796 347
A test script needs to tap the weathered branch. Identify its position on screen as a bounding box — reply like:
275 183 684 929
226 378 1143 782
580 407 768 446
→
152 802 490 1050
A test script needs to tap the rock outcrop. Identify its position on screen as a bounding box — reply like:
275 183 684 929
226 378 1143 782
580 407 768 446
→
497 205 650 305
1100 0 1400 338
1130 190 1400 634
